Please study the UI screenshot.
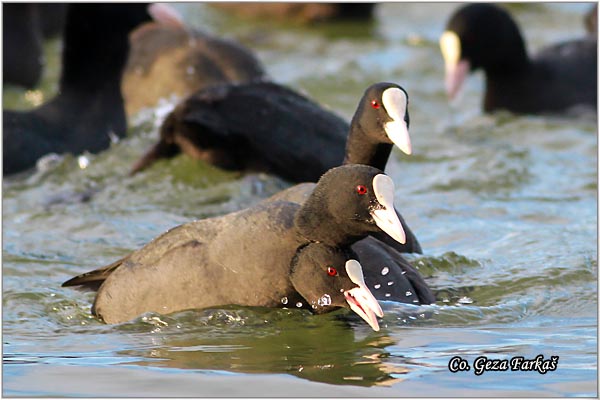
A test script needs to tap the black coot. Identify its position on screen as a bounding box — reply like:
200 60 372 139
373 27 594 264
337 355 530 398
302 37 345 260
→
62 164 403 329
440 3 597 114
265 82 434 304
130 81 350 182
131 81 421 254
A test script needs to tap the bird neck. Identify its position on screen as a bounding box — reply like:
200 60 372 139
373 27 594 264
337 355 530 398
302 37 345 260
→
343 123 392 171
482 24 530 78
294 193 366 246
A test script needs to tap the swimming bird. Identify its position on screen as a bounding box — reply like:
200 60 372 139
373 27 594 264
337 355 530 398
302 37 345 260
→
122 7 266 116
352 237 435 304
130 81 421 255
263 82 434 304
3 4 163 175
129 81 351 182
62 164 403 329
440 3 597 114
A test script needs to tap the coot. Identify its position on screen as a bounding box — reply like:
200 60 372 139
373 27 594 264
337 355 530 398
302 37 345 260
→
440 3 597 114
62 164 403 328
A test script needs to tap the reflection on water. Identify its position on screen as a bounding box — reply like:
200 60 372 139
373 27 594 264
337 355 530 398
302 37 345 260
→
2 2 597 397
117 308 405 386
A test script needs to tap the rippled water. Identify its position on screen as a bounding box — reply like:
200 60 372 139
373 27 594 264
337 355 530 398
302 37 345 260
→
2 3 597 397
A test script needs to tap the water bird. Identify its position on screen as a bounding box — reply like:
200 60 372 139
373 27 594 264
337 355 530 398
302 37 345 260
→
130 81 351 182
263 82 435 304
2 4 172 175
63 164 404 330
122 6 267 116
130 81 420 252
440 3 597 114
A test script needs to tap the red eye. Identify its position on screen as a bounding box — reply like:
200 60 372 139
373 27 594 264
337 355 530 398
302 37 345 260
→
356 185 368 195
327 266 337 276
371 100 380 109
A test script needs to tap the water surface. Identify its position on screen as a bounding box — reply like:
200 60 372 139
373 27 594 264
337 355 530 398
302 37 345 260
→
2 3 597 397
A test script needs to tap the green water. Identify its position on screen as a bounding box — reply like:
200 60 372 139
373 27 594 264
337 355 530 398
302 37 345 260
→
2 3 597 396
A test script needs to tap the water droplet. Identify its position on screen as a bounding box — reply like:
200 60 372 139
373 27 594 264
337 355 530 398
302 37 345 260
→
458 296 473 304
385 293 391 297
412 299 419 303
387 281 394 286
317 294 331 307
374 284 381 289
401 271 407 275
405 290 413 296
77 156 90 169
381 267 389 276
419 313 426 319
36 153 63 172
281 297 288 305
442 298 449 303
296 302 303 308
409 315 417 320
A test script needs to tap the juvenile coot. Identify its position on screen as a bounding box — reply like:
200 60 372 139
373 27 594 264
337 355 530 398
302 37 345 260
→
440 3 597 114
62 164 403 328
123 8 266 116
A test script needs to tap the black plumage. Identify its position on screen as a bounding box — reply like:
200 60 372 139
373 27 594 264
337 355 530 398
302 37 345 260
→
441 3 597 114
3 4 152 175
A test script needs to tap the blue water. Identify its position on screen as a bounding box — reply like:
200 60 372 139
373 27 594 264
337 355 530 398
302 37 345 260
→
2 3 597 396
